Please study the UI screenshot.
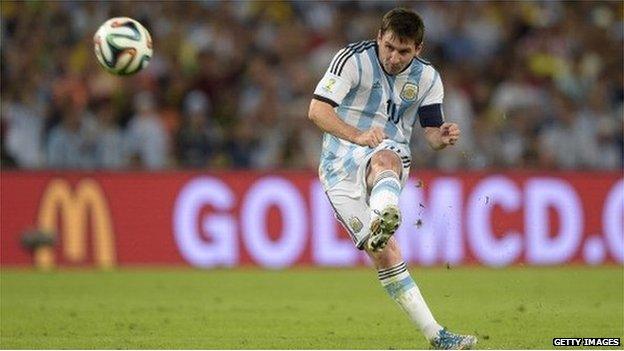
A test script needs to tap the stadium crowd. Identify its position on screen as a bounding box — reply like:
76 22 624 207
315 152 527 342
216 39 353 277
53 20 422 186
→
1 1 622 171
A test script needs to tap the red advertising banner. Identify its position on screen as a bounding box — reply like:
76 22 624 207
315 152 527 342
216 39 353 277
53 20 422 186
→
1 171 622 268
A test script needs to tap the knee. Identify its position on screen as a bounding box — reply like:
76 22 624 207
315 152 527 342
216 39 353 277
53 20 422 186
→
368 151 401 186
370 150 401 174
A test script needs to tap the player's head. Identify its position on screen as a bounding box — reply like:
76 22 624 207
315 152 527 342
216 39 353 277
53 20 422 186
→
377 8 424 75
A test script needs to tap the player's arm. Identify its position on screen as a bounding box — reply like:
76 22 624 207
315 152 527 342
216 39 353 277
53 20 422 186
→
308 48 385 148
418 69 460 150
308 100 385 148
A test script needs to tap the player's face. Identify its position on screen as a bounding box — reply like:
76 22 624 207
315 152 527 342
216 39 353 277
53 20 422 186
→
377 31 421 75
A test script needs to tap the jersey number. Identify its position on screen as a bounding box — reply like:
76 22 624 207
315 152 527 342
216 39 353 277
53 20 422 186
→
387 99 399 124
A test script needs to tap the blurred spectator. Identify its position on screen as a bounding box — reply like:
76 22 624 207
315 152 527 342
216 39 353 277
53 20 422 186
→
432 67 476 170
1 89 46 169
248 91 284 169
0 119 18 168
225 120 256 168
0 1 621 171
93 102 127 169
46 101 98 169
125 91 169 169
175 90 221 168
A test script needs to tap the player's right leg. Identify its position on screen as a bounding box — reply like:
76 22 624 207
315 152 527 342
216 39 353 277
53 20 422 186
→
364 149 403 252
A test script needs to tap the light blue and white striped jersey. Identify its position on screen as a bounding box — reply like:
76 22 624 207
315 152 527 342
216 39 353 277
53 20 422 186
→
313 40 445 189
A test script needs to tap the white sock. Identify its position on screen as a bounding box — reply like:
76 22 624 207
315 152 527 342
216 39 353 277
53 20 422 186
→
378 261 443 341
369 170 401 220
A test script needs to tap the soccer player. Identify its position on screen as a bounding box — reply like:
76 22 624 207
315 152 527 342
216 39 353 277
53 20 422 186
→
308 8 477 350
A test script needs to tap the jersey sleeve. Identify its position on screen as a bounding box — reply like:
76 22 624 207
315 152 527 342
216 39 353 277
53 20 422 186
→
418 70 444 128
313 48 359 107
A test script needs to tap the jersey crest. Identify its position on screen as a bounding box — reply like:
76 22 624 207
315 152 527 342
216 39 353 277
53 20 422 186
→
400 82 419 102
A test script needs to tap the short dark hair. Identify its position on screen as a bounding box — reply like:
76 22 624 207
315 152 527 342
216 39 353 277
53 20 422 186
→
379 8 424 45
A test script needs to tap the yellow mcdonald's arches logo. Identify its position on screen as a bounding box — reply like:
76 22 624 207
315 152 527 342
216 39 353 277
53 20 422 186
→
36 178 116 269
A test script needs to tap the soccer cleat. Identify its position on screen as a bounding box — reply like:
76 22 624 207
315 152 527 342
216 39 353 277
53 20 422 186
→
366 205 401 252
430 328 478 350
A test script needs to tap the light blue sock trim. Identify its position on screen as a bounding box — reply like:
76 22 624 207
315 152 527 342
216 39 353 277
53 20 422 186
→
371 177 401 196
383 276 416 299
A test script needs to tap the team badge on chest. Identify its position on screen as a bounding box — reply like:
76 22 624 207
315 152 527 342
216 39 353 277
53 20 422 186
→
400 82 419 102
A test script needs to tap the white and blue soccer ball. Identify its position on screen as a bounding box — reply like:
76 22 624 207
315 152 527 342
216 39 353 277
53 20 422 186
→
93 17 153 76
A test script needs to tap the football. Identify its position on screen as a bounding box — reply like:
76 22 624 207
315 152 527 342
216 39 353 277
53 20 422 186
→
93 17 153 75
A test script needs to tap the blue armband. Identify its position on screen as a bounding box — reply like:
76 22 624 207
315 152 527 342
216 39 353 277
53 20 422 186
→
418 104 444 128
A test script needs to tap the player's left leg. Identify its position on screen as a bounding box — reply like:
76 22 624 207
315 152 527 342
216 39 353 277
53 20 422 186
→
366 238 477 349
367 237 443 340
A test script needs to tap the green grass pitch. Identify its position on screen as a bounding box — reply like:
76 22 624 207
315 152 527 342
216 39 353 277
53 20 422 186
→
1 266 622 349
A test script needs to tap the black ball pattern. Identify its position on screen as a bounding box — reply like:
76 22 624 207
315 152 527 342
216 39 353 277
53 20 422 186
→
95 19 151 75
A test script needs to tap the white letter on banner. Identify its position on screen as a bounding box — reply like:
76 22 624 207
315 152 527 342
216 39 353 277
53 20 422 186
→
431 178 463 265
241 177 307 268
467 176 522 267
310 181 357 266
526 178 583 265
603 179 624 263
408 178 463 266
173 177 237 268
395 179 419 264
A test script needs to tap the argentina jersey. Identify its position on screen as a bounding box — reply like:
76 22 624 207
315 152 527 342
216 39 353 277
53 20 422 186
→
313 40 445 189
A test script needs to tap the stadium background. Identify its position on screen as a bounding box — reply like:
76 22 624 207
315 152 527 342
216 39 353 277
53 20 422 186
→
1 1 623 349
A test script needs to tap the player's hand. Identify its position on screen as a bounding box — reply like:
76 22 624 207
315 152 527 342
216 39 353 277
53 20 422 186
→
440 122 460 146
353 127 386 148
